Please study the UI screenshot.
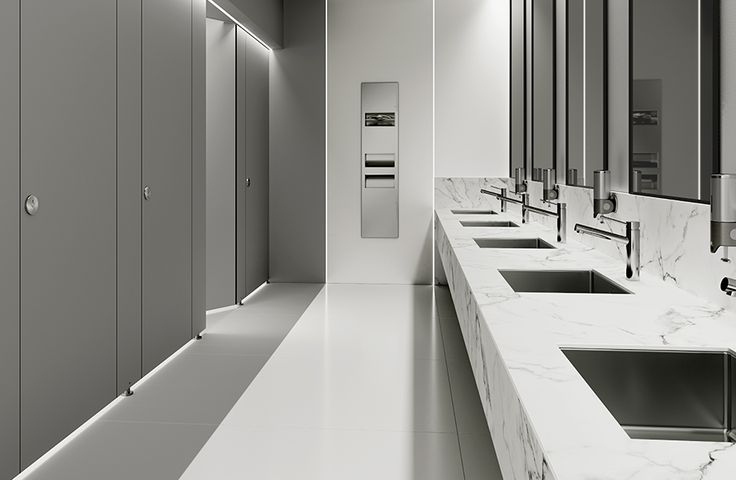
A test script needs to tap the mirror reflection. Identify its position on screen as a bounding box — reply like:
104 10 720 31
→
630 0 718 201
510 0 526 177
566 0 606 188
531 0 555 180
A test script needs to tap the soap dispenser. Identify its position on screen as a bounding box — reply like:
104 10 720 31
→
710 174 736 255
593 170 617 218
542 168 559 202
513 167 527 195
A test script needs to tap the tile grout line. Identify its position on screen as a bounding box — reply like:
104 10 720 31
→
434 288 468 480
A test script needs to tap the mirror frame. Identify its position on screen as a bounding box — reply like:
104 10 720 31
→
627 0 721 204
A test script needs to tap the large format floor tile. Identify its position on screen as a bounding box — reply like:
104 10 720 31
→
24 284 503 480
181 427 464 480
22 283 323 480
25 421 215 480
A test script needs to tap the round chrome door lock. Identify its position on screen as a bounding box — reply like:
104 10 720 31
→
143 186 151 200
245 178 251 188
25 194 39 216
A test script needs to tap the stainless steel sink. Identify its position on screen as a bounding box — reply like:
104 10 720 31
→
562 348 736 443
474 238 555 249
498 270 632 294
460 220 519 228
451 209 496 215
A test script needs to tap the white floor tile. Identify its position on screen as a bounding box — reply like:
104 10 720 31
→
181 426 464 480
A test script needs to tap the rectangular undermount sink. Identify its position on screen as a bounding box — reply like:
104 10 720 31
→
451 208 496 215
562 348 736 443
460 220 519 228
474 238 555 249
498 270 631 294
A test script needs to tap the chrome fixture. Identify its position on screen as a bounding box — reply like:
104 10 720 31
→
721 277 736 296
631 170 642 194
593 170 617 218
480 185 528 220
574 221 640 280
567 168 578 186
514 167 528 194
482 185 508 212
522 197 567 243
542 168 559 201
24 194 39 216
710 175 736 260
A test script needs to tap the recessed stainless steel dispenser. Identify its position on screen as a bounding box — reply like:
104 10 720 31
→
593 170 617 217
514 167 527 194
361 82 399 238
542 168 559 201
710 174 736 253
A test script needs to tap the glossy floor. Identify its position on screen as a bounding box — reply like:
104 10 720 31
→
22 284 501 480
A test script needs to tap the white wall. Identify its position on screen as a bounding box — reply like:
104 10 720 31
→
205 19 236 308
328 0 433 284
435 0 509 178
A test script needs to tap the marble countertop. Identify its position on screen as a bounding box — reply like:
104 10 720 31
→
436 206 736 479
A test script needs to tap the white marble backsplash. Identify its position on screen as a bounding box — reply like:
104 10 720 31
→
435 177 736 311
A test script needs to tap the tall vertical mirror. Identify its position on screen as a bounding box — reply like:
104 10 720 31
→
629 0 719 201
531 0 556 180
566 0 607 187
510 0 526 177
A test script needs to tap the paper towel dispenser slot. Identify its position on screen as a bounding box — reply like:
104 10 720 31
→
365 112 395 127
365 154 396 168
365 175 395 188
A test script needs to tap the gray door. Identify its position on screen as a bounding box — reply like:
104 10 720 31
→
206 19 237 310
0 1 19 476
244 33 270 295
236 29 270 301
142 0 193 373
19 0 118 468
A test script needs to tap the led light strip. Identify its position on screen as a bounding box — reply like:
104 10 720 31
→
207 0 273 51
14 337 197 479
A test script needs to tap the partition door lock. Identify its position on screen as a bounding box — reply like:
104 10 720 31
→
25 194 39 215
245 178 251 188
143 186 151 200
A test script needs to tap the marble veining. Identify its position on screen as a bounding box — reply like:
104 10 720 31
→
435 201 736 479
436 177 736 312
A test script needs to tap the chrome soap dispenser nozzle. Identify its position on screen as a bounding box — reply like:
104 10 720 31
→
593 170 617 218
542 168 559 202
710 174 736 255
514 167 527 194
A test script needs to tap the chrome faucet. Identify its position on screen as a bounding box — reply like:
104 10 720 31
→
481 185 509 212
522 196 567 243
480 186 526 215
574 221 641 280
721 277 736 296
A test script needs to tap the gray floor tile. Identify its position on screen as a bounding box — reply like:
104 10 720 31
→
239 283 323 314
446 358 488 435
103 353 269 425
458 431 503 480
27 420 215 480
